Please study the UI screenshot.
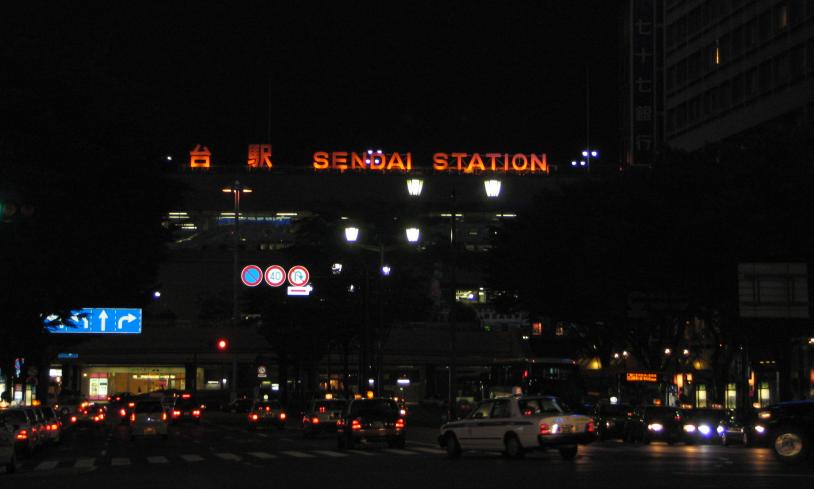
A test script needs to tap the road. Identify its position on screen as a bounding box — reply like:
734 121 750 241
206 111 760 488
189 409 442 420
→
3 417 813 489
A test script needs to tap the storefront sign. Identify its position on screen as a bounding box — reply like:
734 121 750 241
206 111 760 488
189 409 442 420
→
189 145 211 168
626 372 658 383
247 144 273 168
313 151 548 174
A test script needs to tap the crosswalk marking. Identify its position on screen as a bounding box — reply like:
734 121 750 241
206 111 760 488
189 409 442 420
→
347 449 378 456
147 456 169 464
181 454 205 462
215 453 241 461
408 447 444 454
36 460 60 471
280 450 315 458
248 451 277 459
312 450 349 458
110 457 130 466
74 458 95 469
383 449 417 455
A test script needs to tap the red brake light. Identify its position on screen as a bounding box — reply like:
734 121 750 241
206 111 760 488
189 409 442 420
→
182 393 192 399
192 410 200 416
319 406 327 413
45 424 52 431
51 423 59 430
311 417 320 424
172 410 181 417
250 413 259 421
265 407 270 412
279 412 286 420
162 412 168 421
351 419 361 430
130 413 136 422
540 423 552 435
586 421 595 433
71 416 77 423
395 418 405 430
16 430 28 440
128 402 135 408
336 419 345 427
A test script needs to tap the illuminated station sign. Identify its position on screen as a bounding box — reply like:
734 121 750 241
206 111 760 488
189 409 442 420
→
626 372 659 383
189 145 548 174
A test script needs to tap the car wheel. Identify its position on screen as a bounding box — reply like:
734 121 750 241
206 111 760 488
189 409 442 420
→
772 426 810 464
444 433 461 459
503 434 525 459
6 454 17 474
559 445 578 460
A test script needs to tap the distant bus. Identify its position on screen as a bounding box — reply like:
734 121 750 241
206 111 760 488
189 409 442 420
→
487 357 585 407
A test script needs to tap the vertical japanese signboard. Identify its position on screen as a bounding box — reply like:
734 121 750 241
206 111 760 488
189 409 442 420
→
629 0 657 167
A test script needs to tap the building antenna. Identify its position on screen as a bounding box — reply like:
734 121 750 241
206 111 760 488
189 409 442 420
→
586 65 590 159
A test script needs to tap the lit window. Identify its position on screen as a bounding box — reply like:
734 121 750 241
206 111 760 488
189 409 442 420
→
725 383 737 410
696 384 707 408
759 381 771 407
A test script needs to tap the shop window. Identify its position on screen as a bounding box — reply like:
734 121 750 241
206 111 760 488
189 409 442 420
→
696 384 707 408
725 383 737 410
759 381 771 407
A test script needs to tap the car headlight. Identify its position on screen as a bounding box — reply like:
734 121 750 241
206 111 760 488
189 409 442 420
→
698 425 711 436
647 423 664 432
758 411 771 420
716 425 725 434
683 424 696 433
754 425 766 434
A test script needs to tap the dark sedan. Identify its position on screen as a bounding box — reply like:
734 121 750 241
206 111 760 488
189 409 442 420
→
625 406 683 444
594 403 634 441
336 398 406 450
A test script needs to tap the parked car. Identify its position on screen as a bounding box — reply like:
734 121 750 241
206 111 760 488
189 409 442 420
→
761 400 814 464
593 403 634 441
170 394 202 425
0 411 19 473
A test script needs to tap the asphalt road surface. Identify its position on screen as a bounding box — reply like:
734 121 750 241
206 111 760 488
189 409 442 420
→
4 418 813 489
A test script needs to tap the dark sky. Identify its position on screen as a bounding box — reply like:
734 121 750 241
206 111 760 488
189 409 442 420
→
15 1 621 169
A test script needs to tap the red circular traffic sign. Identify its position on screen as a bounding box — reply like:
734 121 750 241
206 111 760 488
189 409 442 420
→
264 265 286 287
287 265 310 287
240 265 263 287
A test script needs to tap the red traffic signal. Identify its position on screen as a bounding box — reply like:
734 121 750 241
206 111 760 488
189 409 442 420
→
216 338 228 351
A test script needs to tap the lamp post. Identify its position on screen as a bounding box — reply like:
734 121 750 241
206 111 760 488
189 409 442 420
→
222 180 251 401
448 188 458 421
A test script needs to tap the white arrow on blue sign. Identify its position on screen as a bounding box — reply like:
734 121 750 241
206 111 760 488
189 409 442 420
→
46 308 142 334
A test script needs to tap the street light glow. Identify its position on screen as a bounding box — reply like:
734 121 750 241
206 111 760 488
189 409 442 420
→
683 348 690 356
405 227 420 242
331 263 343 275
664 348 672 355
344 226 359 242
582 150 589 157
406 178 424 197
484 179 501 198
381 265 391 276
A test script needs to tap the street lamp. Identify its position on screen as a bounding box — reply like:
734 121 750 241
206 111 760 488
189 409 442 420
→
344 226 360 243
381 265 391 276
405 227 420 243
221 180 251 402
406 178 424 197
664 348 672 355
484 179 501 198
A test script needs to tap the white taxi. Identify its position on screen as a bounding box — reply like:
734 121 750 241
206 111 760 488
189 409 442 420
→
438 394 595 459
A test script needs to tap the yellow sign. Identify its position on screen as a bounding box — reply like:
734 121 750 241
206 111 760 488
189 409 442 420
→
248 144 273 168
312 151 548 174
189 145 211 168
626 372 658 383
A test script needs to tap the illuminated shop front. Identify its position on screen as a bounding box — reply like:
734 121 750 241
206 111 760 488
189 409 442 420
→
80 366 196 400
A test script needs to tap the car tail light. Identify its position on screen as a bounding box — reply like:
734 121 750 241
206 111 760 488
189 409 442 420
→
45 424 52 431
540 423 552 435
172 410 181 417
162 412 168 421
192 410 200 417
32 427 38 432
351 419 361 430
71 416 77 423
311 417 320 424
395 419 405 430
99 413 105 420
51 423 59 430
16 430 28 440
319 406 326 413
336 419 345 427
265 407 270 412
130 413 136 422
250 413 259 421
128 402 135 408
120 409 126 417
279 412 286 420
586 421 595 433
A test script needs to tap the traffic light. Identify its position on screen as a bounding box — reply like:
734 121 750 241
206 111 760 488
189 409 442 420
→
216 338 228 351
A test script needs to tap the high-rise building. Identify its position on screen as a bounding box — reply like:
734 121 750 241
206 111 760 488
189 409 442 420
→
663 0 814 151
622 1 814 163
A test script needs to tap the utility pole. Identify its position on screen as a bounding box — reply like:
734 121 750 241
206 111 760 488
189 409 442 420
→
448 188 458 420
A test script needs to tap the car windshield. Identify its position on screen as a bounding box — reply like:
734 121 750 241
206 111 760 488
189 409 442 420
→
175 398 198 409
314 400 345 411
349 399 398 417
254 402 281 410
135 402 164 414
519 398 563 415
4 410 28 424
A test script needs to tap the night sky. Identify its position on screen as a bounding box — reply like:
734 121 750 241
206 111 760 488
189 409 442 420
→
13 1 620 169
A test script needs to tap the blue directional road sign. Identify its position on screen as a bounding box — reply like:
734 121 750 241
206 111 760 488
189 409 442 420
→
46 308 142 334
